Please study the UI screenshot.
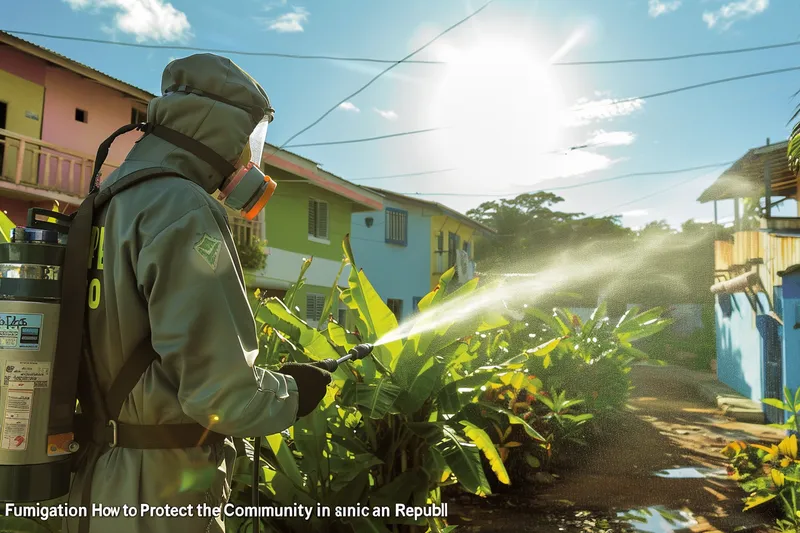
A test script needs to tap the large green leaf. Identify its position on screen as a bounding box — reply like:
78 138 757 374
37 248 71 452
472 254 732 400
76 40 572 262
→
369 469 430 509
256 298 341 361
394 357 446 414
341 235 403 364
318 258 347 331
436 371 497 414
264 433 305 489
435 424 491 496
341 379 404 419
478 402 545 441
417 268 457 311
460 420 510 485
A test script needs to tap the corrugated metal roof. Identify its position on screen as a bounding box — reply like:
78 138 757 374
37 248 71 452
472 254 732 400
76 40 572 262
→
0 30 156 102
364 186 496 234
697 140 795 202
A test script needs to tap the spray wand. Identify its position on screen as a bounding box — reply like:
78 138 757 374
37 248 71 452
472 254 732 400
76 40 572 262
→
251 344 374 533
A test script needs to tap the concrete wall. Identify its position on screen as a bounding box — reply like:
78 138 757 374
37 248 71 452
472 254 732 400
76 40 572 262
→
715 292 766 401
349 199 432 320
0 45 145 207
40 67 143 193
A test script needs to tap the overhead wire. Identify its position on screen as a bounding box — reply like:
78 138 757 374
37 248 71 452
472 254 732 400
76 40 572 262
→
384 161 733 197
4 29 800 66
281 65 800 150
264 0 497 158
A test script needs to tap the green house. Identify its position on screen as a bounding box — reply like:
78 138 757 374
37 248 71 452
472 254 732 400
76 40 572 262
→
228 144 384 327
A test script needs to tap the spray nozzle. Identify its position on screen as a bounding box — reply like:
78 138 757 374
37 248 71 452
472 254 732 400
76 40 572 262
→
312 343 374 372
347 343 374 360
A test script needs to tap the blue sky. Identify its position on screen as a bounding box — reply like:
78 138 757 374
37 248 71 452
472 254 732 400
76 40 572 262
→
5 0 800 228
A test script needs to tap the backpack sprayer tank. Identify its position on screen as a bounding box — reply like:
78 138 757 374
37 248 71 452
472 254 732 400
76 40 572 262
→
0 209 75 503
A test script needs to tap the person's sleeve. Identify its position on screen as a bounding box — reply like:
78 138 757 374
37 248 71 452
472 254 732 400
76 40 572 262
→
135 203 299 437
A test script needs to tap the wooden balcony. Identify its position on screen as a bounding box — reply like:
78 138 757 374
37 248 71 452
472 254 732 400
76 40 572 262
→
0 128 118 205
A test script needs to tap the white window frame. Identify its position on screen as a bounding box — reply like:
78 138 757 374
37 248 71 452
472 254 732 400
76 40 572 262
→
308 198 330 244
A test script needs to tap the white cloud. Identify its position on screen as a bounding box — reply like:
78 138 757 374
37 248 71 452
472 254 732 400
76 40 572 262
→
703 0 768 30
566 97 645 126
621 209 649 217
265 6 309 33
338 102 360 112
64 0 191 42
586 130 636 147
649 0 682 17
375 108 398 120
509 151 621 189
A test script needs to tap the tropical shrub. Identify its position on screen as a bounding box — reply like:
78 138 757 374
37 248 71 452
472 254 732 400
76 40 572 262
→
236 238 268 270
227 236 546 533
473 304 671 481
724 387 800 532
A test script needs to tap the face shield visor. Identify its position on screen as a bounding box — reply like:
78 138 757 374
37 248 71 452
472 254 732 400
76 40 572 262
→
218 116 276 221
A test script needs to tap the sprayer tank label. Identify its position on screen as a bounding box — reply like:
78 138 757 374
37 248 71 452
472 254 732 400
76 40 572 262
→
2 361 50 389
0 313 42 351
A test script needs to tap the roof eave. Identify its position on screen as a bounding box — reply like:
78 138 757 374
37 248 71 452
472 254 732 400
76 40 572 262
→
364 186 496 234
263 147 383 210
0 31 155 104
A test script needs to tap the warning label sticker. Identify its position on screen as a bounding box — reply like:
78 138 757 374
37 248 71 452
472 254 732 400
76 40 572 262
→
1 418 29 451
0 313 42 351
5 389 32 415
2 361 50 388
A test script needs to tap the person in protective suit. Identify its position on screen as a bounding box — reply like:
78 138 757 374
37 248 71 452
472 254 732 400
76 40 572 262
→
65 53 332 533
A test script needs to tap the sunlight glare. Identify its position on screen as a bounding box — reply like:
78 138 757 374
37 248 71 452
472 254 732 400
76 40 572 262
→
430 39 567 182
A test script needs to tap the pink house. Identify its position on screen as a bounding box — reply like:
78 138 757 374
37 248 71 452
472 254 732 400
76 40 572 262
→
0 31 153 224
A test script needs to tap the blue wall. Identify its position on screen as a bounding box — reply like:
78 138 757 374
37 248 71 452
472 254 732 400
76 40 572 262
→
715 292 768 401
782 277 800 394
349 200 431 320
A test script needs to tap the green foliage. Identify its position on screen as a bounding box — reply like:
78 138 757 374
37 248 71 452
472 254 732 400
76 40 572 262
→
724 388 800 532
233 235 548 533
236 238 267 270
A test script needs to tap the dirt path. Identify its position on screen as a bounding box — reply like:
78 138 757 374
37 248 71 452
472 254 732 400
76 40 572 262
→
448 364 787 532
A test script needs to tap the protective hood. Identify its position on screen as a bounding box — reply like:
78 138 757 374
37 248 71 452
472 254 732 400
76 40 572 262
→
107 54 273 194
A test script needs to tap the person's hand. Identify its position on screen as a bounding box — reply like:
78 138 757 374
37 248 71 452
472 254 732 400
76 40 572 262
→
277 363 332 418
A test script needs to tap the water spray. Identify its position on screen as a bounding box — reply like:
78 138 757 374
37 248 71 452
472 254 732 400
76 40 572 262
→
251 343 374 533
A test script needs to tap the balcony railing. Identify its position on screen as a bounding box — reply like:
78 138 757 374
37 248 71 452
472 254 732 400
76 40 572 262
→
0 128 118 200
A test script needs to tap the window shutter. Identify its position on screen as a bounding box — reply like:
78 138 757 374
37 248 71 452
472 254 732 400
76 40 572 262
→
315 295 325 321
306 293 316 321
317 202 329 239
308 199 317 236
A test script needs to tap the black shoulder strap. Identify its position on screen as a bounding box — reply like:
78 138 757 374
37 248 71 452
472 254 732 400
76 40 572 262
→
47 168 186 440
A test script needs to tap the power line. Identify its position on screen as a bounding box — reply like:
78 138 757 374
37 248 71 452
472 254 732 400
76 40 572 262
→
553 40 800 66
384 161 732 197
343 141 619 181
0 29 441 64
5 29 800 66
265 0 497 156
574 65 800 111
591 169 719 217
284 127 447 148
350 168 459 181
281 65 800 150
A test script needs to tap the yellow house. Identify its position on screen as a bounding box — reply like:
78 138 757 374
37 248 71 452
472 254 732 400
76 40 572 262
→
360 187 495 292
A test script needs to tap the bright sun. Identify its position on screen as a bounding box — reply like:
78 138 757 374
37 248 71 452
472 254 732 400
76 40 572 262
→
429 41 567 184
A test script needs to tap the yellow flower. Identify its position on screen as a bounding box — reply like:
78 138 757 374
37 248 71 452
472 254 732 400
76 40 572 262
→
771 468 786 487
779 434 798 460
721 440 747 457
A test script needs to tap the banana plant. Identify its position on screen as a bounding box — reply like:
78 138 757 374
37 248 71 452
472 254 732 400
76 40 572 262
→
229 235 550 533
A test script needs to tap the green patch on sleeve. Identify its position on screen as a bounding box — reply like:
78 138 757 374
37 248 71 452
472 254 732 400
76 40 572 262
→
194 233 222 270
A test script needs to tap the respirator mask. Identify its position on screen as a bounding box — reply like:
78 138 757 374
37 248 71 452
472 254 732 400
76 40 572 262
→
218 117 276 221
